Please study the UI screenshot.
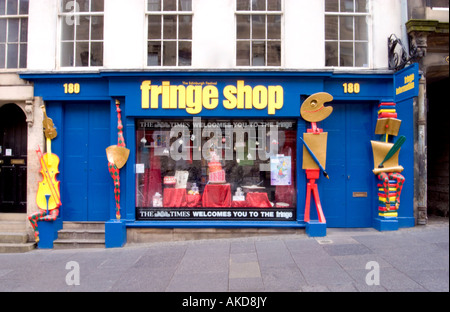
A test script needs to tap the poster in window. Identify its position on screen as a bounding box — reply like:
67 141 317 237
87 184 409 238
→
152 131 170 155
175 170 189 189
270 155 291 186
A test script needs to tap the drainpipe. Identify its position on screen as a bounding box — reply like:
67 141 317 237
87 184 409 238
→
406 18 431 225
401 0 410 55
399 2 426 224
417 74 428 225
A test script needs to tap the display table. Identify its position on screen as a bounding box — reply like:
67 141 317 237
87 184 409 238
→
231 200 247 208
186 194 202 207
163 188 187 207
202 184 231 207
246 192 272 208
162 186 272 208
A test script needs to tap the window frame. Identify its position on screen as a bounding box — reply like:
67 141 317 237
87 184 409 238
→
235 0 283 67
134 117 298 219
145 0 193 67
58 0 104 68
0 0 29 70
324 0 372 68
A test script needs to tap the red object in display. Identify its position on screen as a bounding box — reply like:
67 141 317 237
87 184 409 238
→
246 192 272 208
202 184 232 207
208 162 223 172
186 194 202 207
143 168 162 207
163 188 187 207
164 176 177 185
232 200 247 208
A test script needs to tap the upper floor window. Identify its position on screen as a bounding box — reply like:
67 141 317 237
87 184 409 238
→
325 0 370 68
236 0 282 66
146 0 192 66
426 0 449 9
0 0 28 69
59 0 104 67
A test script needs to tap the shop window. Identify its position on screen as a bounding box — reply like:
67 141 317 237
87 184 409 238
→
135 118 297 221
59 0 104 67
146 0 192 67
0 0 28 69
236 0 282 67
325 0 370 67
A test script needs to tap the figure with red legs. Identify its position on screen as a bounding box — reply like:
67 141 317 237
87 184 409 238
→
299 93 334 230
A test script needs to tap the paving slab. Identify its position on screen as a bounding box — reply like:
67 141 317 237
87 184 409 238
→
228 277 265 291
323 243 374 256
0 219 448 293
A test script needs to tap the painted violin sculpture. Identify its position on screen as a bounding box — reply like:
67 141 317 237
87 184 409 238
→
36 105 61 211
42 105 57 140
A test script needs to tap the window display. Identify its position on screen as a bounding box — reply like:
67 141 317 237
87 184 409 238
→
135 118 297 221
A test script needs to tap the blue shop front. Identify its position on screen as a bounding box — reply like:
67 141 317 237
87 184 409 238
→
21 65 419 248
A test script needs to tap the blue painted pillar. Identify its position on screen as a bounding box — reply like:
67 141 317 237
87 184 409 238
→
105 219 127 248
37 217 63 249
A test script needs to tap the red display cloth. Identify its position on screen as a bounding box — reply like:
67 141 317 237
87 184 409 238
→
186 194 202 207
142 168 162 207
163 188 187 207
202 184 231 207
275 185 296 206
232 200 247 208
142 150 162 207
246 192 272 208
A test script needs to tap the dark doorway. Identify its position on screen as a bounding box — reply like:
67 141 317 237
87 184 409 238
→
0 104 27 213
427 77 449 217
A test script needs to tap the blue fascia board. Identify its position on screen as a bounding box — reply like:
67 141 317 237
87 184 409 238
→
21 70 332 80
125 220 306 228
100 70 334 79
20 69 395 81
37 96 112 102
19 72 103 80
21 70 398 111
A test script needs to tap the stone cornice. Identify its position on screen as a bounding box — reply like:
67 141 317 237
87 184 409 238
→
406 19 449 34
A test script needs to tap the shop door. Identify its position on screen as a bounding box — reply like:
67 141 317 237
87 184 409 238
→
62 102 111 221
319 102 374 227
0 104 27 213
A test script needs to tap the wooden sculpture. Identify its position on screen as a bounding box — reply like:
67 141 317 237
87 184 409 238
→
106 100 130 220
28 105 61 242
300 92 333 224
371 102 405 218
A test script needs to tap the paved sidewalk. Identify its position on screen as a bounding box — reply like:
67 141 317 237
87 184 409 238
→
0 217 448 292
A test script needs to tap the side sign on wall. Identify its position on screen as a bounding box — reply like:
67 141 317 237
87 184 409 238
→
394 63 419 102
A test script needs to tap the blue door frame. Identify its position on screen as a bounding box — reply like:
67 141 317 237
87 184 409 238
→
318 101 375 227
47 101 111 222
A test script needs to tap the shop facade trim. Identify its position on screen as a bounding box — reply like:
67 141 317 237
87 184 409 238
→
20 68 418 248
